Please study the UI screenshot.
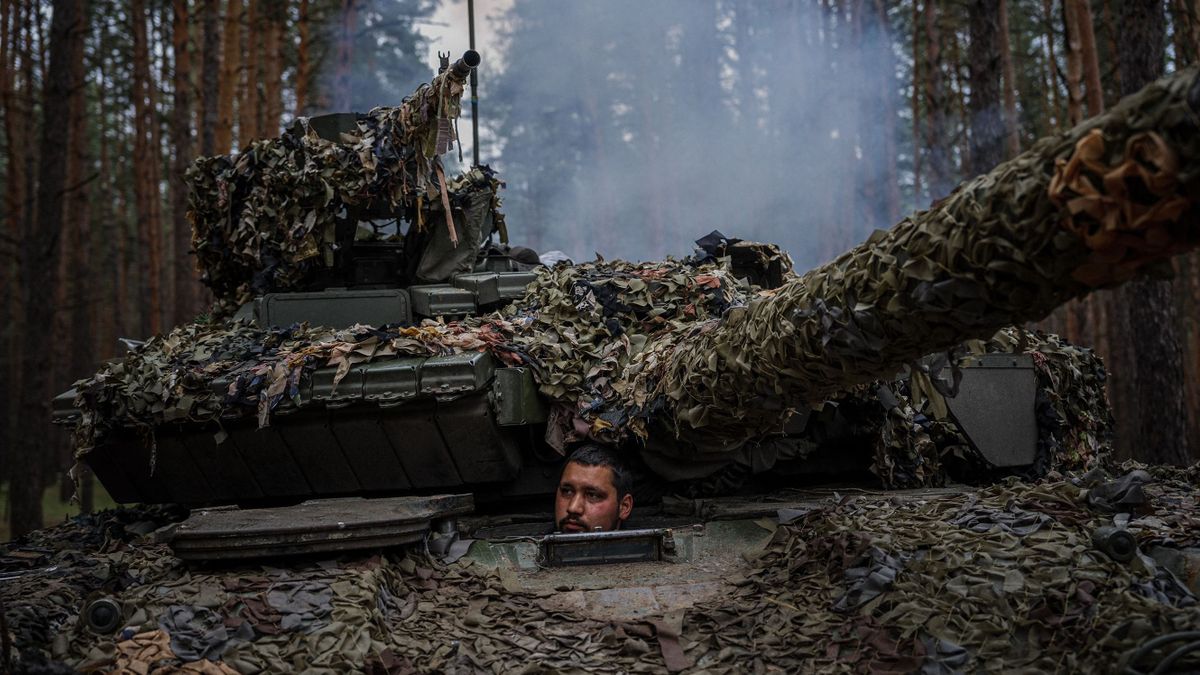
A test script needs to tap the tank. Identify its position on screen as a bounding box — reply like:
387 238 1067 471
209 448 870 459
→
12 55 1200 675
50 58 1200 513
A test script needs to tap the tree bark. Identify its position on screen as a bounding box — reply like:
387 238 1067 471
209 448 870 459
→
1115 0 1191 466
998 0 1020 157
295 0 309 116
333 0 356 111
215 0 239 153
64 0 90 419
261 0 282 136
1063 0 1085 126
0 0 22 489
967 0 1005 177
911 0 923 204
199 0 219 156
1041 0 1064 131
172 0 197 318
1073 0 1104 116
237 0 257 144
946 26 971 176
132 0 163 335
14 0 85 538
922 0 953 200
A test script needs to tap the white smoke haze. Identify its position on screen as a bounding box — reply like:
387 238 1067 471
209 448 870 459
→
424 0 914 270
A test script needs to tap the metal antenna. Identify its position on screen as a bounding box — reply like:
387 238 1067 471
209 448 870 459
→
468 0 480 167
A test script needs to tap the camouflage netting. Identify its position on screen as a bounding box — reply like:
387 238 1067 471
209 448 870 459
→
650 66 1200 447
69 67 1199 480
4 466 1198 673
70 243 1110 487
187 60 500 314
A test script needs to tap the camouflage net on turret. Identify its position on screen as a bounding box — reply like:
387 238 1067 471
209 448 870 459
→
187 65 503 315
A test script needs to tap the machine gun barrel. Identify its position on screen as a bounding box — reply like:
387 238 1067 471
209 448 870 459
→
449 50 481 82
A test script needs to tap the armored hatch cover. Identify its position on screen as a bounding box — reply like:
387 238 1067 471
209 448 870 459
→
166 493 474 560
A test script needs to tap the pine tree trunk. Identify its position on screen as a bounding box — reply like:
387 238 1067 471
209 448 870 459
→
967 0 1005 177
1042 0 1064 130
200 0 219 156
922 0 953 200
872 0 900 224
946 28 971 176
14 0 85 538
911 0 923 204
215 0 239 153
1102 0 1123 96
0 0 20 487
261 0 282 136
1115 0 1191 465
171 0 196 318
333 0 355 111
295 0 309 116
1063 0 1084 126
64 0 90 409
238 0 257 144
998 0 1020 156
1171 0 1199 67
131 0 162 335
1073 0 1104 116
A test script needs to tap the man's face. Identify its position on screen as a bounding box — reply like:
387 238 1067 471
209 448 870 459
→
555 461 633 533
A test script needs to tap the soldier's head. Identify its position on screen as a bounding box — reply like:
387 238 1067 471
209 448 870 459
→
555 444 634 533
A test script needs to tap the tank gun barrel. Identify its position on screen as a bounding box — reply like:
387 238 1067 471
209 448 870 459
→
650 65 1200 448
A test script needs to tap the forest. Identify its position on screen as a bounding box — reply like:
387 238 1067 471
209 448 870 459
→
2 0 1198 538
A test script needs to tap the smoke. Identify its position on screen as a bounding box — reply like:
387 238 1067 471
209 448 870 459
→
483 0 911 270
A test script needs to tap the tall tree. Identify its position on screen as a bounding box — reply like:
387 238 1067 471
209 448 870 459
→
332 0 354 110
171 0 196 317
237 0 257 144
215 0 239 152
967 0 1005 176
1072 0 1103 116
1115 0 1190 465
261 0 283 136
997 0 1019 157
199 0 219 155
295 0 310 115
131 0 163 334
13 0 86 537
922 0 954 200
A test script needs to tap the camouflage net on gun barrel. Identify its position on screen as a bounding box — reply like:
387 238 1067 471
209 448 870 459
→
640 65 1200 449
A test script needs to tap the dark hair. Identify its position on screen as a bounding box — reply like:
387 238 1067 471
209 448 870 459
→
564 444 633 499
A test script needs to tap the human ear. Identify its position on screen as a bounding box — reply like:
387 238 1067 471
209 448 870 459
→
619 493 633 521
